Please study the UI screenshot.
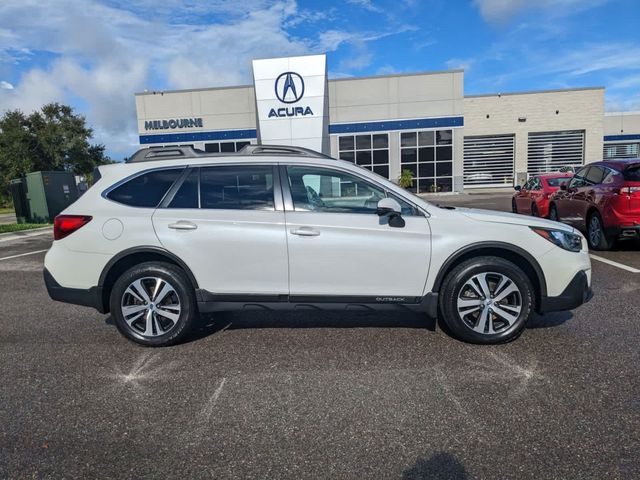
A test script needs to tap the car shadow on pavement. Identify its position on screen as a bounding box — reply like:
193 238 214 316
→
402 452 468 480
187 310 437 342
526 311 573 329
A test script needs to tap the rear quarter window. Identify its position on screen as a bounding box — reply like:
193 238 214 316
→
623 166 640 181
107 169 183 207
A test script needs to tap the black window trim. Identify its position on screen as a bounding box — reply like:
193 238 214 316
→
158 163 283 211
278 163 425 217
102 166 187 209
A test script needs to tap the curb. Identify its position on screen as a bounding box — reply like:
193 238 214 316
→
0 226 53 241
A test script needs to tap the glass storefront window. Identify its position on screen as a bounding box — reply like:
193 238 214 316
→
401 129 454 193
338 133 390 179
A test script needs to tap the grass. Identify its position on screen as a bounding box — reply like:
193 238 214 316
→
0 207 15 215
0 223 51 234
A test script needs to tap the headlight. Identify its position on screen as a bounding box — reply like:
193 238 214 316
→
530 227 583 252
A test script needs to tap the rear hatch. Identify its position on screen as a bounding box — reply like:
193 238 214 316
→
621 162 640 215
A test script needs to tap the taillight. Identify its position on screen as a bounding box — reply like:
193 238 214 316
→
53 215 93 240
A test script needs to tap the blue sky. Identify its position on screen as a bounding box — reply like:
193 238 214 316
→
0 0 639 159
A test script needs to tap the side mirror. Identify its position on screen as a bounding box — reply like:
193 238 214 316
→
376 197 402 216
514 185 522 191
560 183 568 191
376 198 405 228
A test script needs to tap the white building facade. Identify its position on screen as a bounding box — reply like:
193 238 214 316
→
135 54 623 192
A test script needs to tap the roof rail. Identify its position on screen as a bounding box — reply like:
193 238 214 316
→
126 146 206 163
125 144 332 163
238 144 332 159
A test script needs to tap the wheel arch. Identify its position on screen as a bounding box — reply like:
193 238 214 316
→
431 242 547 310
98 247 199 313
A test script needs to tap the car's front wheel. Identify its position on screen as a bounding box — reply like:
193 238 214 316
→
549 204 559 221
110 262 197 347
439 256 534 344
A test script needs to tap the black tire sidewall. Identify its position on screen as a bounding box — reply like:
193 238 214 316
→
110 262 196 347
531 203 538 216
512 199 518 213
440 257 533 344
586 211 614 250
549 204 558 221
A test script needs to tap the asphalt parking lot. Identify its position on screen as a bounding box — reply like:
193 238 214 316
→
1 194 639 479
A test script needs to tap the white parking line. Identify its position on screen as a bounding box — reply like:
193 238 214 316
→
0 249 48 261
589 254 640 274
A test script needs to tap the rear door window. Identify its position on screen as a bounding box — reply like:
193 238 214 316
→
585 166 605 185
200 165 274 210
107 169 183 207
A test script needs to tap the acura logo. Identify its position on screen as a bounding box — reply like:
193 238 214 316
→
275 72 305 103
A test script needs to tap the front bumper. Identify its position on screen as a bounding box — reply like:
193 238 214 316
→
538 270 592 313
43 268 105 313
606 225 640 240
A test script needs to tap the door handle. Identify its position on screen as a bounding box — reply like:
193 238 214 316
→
168 221 198 230
290 227 320 237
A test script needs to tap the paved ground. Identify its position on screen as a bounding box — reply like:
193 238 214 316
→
1 196 639 479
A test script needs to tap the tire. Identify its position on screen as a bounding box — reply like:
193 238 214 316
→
549 204 559 221
511 199 518 214
439 256 534 344
586 212 613 251
531 203 539 217
110 261 197 347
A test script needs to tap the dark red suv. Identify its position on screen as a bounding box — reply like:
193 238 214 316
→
548 159 640 250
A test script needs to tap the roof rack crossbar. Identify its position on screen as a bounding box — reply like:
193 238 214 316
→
125 144 332 163
238 144 332 159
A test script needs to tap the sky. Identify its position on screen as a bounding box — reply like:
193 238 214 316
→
0 0 639 160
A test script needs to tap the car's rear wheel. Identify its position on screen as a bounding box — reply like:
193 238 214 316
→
512 199 518 214
110 262 197 346
549 204 558 221
531 203 539 217
439 256 534 344
587 212 613 251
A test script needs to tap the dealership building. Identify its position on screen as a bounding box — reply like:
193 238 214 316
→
135 54 638 192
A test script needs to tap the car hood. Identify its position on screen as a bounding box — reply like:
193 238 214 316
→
455 207 576 233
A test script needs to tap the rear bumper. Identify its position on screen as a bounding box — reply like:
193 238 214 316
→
605 225 640 239
43 268 105 313
538 270 592 313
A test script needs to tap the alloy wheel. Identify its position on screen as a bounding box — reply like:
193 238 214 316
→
120 277 182 337
456 272 522 335
588 215 602 247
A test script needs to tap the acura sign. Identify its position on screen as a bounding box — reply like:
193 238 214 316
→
252 54 329 154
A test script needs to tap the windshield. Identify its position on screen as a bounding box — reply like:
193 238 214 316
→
546 177 570 187
622 166 640 181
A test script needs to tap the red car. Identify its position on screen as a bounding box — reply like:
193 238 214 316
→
512 173 573 218
548 159 640 250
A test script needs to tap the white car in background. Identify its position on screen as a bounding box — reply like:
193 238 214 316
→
44 145 592 346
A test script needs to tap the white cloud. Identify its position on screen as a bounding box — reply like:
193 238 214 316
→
446 58 475 72
347 0 382 13
0 80 13 89
473 0 609 24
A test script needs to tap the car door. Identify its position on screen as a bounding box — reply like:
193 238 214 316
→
152 164 289 296
577 166 606 229
516 179 532 213
281 164 431 299
556 167 589 224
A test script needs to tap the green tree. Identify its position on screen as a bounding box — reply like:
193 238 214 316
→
0 103 111 205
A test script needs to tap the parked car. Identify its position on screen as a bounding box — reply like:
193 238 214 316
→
512 173 573 218
44 145 592 347
548 159 640 250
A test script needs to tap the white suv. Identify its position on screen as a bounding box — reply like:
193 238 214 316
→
44 145 592 346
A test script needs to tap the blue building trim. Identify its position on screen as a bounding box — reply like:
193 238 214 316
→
329 116 464 134
604 134 640 142
139 128 257 144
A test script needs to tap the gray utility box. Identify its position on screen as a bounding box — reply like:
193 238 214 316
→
10 171 79 224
